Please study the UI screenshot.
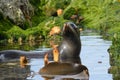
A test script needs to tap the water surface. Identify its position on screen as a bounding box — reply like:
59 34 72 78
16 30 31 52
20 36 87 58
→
81 36 112 80
0 35 113 80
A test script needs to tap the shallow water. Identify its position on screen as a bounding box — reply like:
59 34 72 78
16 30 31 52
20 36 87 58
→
80 36 112 80
0 35 113 80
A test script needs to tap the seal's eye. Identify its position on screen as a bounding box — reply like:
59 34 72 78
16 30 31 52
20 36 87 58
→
70 23 77 29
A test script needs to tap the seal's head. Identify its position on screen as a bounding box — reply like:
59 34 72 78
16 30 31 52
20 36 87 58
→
59 22 81 58
62 22 80 39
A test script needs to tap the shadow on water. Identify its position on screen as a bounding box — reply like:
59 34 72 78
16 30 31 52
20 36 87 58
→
0 33 116 80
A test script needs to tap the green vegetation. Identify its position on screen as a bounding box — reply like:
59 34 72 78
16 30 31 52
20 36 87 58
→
107 33 120 79
0 0 120 78
109 33 120 66
0 0 120 40
0 0 120 67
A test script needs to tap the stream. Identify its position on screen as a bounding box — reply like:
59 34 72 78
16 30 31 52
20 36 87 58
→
0 34 113 80
80 35 112 80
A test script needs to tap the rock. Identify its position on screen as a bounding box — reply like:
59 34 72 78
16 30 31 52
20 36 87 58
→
0 0 34 25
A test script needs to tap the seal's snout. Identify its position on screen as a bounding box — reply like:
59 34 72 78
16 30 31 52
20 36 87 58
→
62 22 80 38
63 22 74 31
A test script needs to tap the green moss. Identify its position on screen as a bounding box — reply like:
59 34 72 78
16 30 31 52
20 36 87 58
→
0 13 13 31
0 13 14 40
7 26 26 41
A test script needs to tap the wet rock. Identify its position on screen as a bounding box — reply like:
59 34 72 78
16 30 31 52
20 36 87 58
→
98 61 102 63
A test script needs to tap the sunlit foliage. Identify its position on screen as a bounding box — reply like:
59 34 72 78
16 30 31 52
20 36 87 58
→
0 0 120 41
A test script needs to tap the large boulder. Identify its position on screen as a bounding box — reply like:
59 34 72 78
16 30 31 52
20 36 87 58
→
0 0 34 25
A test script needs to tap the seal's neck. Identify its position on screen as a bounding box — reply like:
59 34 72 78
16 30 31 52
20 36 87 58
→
63 36 80 44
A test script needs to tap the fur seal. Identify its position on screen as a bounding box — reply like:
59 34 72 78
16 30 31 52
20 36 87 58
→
0 22 81 62
58 22 81 59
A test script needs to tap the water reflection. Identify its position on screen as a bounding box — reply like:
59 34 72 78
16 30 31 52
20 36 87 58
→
0 62 31 80
0 35 113 80
39 56 89 80
0 40 50 51
0 57 89 80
